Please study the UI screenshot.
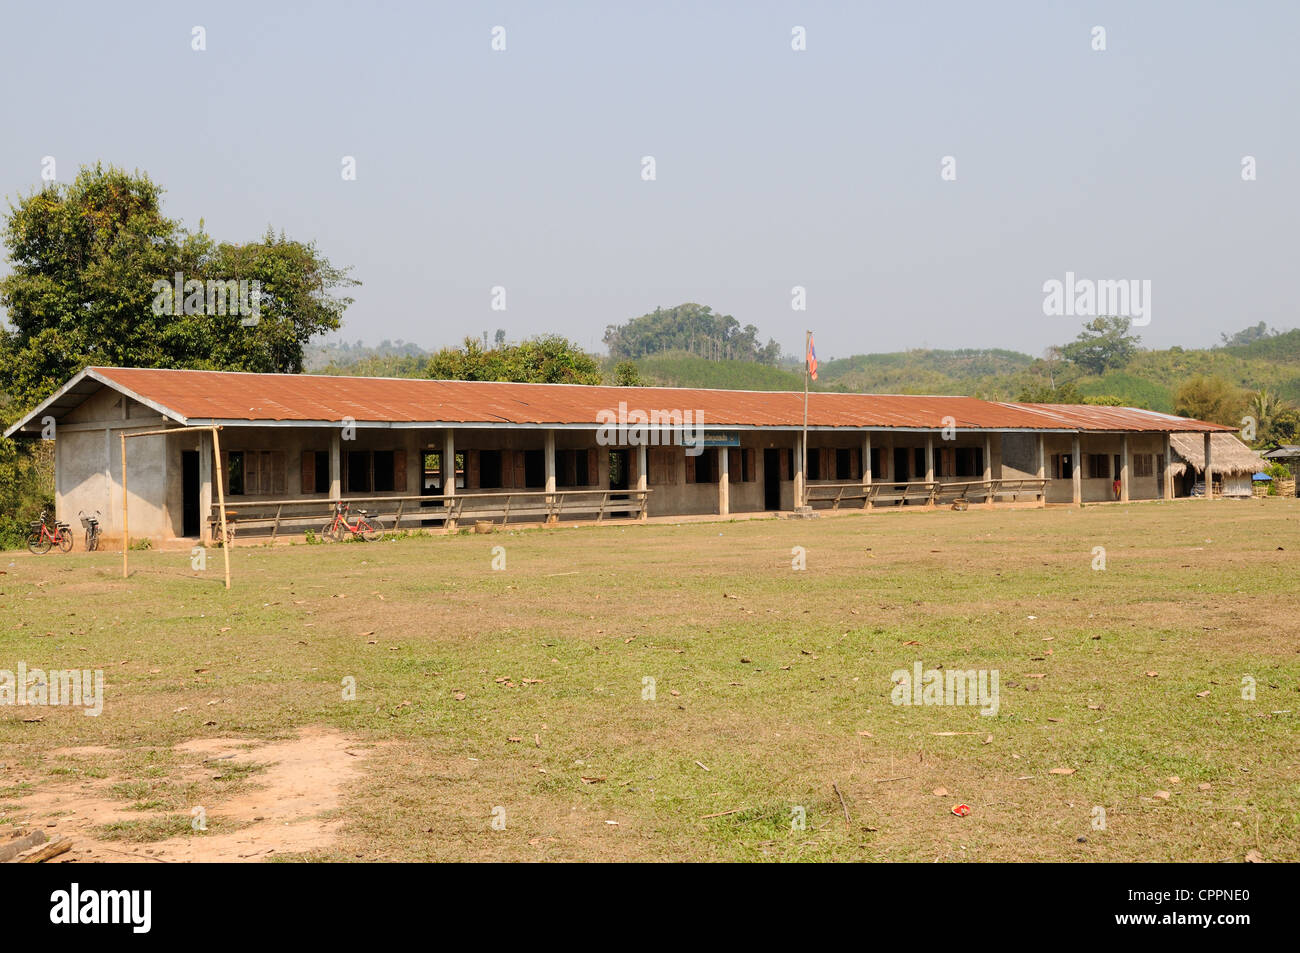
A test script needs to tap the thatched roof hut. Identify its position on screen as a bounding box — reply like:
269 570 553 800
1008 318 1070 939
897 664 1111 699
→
1168 432 1265 477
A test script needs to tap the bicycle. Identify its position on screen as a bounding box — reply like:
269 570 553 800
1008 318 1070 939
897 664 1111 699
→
320 501 385 542
28 510 74 555
79 510 102 551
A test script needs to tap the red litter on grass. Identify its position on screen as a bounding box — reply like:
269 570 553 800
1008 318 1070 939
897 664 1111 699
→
952 804 970 817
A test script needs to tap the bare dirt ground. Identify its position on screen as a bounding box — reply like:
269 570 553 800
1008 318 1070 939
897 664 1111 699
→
7 727 367 862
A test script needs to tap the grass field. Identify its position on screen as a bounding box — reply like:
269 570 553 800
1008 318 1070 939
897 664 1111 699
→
2 499 1298 862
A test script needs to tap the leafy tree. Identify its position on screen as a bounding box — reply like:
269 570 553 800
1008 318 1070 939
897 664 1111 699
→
1258 402 1300 450
1173 375 1245 425
1059 316 1141 376
494 329 506 347
426 335 601 384
604 303 780 364
1016 380 1083 403
0 164 357 409
1220 322 1277 347
612 360 645 386
0 396 52 548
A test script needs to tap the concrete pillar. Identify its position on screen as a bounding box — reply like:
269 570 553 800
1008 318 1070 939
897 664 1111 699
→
546 429 556 525
984 434 994 504
199 432 213 529
544 430 556 496
329 430 342 500
718 445 730 516
1071 434 1082 506
1162 433 1173 500
794 433 805 508
442 429 456 531
1036 433 1046 506
637 442 648 521
925 434 935 508
1203 431 1214 499
1120 434 1130 503
862 432 873 510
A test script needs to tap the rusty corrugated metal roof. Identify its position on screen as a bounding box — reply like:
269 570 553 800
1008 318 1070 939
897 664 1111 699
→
8 367 1235 435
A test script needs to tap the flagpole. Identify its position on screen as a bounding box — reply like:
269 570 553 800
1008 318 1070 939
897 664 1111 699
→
802 329 810 509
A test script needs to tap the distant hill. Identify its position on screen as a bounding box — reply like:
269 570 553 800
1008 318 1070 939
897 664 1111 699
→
626 352 805 391
816 348 1037 399
305 339 430 375
307 328 1300 415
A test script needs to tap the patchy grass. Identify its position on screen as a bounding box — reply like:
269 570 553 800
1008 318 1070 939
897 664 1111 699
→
2 499 1298 861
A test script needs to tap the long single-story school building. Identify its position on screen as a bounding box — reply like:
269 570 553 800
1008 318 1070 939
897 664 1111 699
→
7 367 1239 544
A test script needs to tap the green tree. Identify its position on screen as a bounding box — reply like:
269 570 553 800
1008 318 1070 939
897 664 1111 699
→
1220 322 1276 347
1173 375 1245 425
603 303 780 364
0 164 356 408
612 360 645 386
1016 380 1083 403
1059 316 1141 376
1259 403 1300 450
426 335 601 384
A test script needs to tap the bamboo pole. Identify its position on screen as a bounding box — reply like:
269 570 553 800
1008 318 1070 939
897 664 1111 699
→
121 432 128 578
211 427 231 590
801 330 810 509
120 424 232 589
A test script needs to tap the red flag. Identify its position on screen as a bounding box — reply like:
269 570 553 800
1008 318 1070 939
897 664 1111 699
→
807 335 818 381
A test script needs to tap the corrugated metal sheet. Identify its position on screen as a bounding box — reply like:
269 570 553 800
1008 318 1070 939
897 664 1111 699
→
59 367 1234 433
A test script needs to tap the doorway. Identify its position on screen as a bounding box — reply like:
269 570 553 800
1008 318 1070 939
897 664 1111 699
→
181 450 200 537
763 448 782 510
893 447 910 482
608 449 630 517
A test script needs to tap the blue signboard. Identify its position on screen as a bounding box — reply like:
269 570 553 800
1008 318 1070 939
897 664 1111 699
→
701 431 741 447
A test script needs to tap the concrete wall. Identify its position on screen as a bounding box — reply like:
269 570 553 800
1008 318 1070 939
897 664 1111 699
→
1041 433 1167 503
56 387 170 542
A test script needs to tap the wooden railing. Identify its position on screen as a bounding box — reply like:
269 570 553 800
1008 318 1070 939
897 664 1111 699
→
804 478 1049 510
204 488 652 541
442 489 651 525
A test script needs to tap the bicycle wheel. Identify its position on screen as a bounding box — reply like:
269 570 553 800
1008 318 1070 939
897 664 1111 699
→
57 528 74 553
28 531 52 555
358 516 385 542
87 530 99 552
318 521 340 543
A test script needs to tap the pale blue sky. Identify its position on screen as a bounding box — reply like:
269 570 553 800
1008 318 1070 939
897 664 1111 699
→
2 1 1296 359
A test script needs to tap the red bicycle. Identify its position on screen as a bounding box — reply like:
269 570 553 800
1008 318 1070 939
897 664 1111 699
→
319 501 385 542
28 510 74 555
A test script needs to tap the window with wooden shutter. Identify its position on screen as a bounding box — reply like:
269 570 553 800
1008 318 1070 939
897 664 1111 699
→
301 451 315 494
684 451 695 484
728 448 741 481
851 448 861 480
466 450 480 489
270 451 286 495
587 449 599 486
245 452 262 495
780 450 790 480
513 451 526 489
744 448 755 482
393 450 407 492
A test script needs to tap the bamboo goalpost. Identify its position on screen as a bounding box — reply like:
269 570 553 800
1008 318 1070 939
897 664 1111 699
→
121 425 231 590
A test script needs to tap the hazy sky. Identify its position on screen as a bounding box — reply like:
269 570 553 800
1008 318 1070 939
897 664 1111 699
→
2 1 1296 360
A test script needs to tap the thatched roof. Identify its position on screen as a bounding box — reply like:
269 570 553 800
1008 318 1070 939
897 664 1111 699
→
1168 432 1265 477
